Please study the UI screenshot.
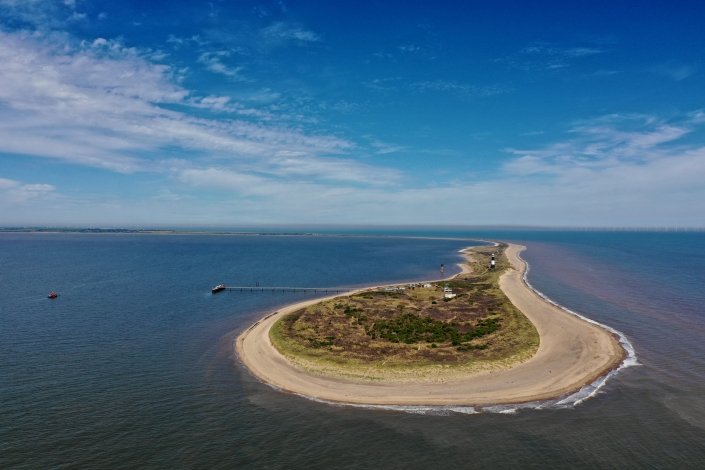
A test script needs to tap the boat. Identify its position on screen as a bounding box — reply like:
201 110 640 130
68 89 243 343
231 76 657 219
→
211 284 226 293
48 291 58 299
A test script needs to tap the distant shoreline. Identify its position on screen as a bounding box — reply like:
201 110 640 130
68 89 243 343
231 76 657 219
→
0 228 482 243
235 243 626 407
2 226 703 235
0 228 322 236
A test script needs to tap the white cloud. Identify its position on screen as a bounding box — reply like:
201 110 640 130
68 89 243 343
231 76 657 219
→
0 0 77 28
68 10 86 22
187 95 275 120
0 28 403 196
0 31 186 172
197 50 245 79
365 77 401 92
370 141 405 155
264 155 401 185
507 114 693 169
176 151 402 199
261 22 321 45
563 47 603 57
502 42 605 71
688 109 705 124
398 44 421 53
165 112 705 227
520 44 603 58
652 64 695 81
0 177 19 190
489 113 705 225
411 80 510 98
178 167 276 195
0 177 55 203
197 95 231 110
166 34 207 49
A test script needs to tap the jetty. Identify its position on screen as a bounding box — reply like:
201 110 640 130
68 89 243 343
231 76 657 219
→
221 286 353 294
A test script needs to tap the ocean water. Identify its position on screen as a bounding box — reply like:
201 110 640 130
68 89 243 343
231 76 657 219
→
1 231 705 468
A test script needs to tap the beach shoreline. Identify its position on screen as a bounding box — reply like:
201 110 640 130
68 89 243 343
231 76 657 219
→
235 243 626 406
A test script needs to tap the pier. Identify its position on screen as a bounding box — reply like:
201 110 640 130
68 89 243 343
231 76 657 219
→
221 286 353 294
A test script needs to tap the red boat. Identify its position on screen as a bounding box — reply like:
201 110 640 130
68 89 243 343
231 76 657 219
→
48 291 58 299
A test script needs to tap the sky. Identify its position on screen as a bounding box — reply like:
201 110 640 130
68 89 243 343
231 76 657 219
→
0 0 704 228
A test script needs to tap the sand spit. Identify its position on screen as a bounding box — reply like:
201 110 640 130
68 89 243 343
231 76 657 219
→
235 243 625 406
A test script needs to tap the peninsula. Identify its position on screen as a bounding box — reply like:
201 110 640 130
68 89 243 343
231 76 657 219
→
235 243 626 406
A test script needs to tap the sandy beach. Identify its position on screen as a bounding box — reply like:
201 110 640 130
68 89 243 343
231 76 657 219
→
235 243 626 406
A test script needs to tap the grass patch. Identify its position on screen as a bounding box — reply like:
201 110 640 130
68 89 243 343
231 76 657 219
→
369 313 500 344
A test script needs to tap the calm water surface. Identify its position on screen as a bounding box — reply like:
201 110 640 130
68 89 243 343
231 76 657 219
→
1 231 704 468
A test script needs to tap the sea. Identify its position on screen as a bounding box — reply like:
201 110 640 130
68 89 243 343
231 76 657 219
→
1 229 704 468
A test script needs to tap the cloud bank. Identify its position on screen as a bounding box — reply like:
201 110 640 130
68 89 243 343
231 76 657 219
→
1 5 703 227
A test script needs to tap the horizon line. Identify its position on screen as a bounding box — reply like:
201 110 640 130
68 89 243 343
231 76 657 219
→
1 225 703 233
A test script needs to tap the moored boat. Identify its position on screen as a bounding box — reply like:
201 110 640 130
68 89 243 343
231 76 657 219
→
211 284 226 293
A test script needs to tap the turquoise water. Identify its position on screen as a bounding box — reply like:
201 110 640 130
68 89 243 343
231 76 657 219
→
1 231 704 468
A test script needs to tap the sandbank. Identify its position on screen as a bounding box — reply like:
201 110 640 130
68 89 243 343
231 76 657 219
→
235 243 625 406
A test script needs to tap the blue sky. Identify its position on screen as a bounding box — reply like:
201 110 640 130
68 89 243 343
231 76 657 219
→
0 0 704 227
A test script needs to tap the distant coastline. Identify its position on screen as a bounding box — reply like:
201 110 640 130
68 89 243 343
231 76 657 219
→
2 226 702 235
0 228 495 245
236 242 627 407
0 227 323 236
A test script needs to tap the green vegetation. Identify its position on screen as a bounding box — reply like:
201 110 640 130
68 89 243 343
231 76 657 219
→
269 243 539 380
369 313 500 345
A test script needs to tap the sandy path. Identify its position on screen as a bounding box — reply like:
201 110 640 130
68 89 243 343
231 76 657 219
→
235 243 625 406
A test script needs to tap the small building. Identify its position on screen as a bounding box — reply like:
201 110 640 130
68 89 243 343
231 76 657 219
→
423 283 432 288
444 293 457 299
